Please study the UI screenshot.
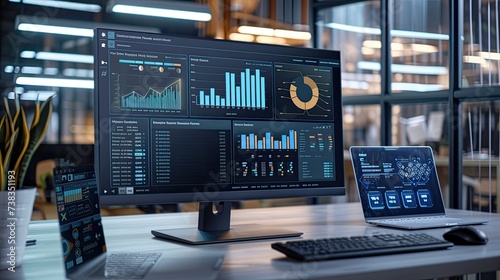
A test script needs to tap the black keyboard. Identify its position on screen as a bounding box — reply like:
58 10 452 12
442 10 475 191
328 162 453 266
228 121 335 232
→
271 233 453 261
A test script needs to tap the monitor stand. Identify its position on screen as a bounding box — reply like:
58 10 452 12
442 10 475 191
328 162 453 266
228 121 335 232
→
151 201 303 245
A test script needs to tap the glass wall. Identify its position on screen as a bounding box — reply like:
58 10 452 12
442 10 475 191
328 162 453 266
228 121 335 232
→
343 105 381 147
316 1 381 95
461 101 500 212
463 0 500 87
391 0 450 92
392 103 449 149
314 0 500 213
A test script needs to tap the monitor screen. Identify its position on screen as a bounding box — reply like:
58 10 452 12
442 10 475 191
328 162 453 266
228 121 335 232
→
94 28 344 244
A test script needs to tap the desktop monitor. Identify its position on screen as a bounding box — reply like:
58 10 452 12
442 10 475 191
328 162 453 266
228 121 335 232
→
94 28 344 244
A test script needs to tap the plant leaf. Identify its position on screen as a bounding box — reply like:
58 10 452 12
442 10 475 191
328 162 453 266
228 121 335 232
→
31 97 41 129
17 96 53 188
0 151 4 191
3 96 14 141
1 130 18 191
3 95 12 122
0 115 6 157
10 109 30 175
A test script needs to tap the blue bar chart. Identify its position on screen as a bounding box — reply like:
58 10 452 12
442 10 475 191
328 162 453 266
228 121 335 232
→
197 68 266 109
190 56 273 118
239 130 297 150
64 188 82 203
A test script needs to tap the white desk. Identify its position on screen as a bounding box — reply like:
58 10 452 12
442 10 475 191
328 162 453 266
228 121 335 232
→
2 203 500 280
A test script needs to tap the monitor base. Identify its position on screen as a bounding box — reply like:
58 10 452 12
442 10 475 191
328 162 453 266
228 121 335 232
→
152 224 302 245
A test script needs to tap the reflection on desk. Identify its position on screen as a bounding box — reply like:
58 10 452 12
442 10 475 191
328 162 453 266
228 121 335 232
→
3 203 500 280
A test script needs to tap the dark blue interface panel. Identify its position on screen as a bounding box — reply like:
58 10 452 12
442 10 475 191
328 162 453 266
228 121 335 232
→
95 29 343 196
53 166 106 273
350 147 446 218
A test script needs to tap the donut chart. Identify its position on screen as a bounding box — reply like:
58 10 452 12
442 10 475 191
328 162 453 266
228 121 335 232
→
275 63 334 120
290 76 319 110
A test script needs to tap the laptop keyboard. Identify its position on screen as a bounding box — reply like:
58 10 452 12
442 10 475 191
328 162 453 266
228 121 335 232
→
272 233 453 261
105 253 162 279
381 216 462 224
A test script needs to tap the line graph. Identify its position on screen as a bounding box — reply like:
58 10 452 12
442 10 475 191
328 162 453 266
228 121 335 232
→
121 79 182 110
109 50 187 115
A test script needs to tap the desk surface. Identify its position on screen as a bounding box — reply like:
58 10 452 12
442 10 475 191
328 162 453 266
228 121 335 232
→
3 203 500 280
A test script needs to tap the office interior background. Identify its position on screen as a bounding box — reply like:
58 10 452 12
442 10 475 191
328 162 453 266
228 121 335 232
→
0 0 499 214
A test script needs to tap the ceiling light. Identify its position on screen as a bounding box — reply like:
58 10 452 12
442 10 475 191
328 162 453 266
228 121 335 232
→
36 51 93 64
8 91 56 101
16 15 160 37
238 26 274 36
63 68 94 78
21 50 93 63
229 33 254 42
392 83 444 92
411 44 438 53
238 25 311 41
478 52 500 60
16 77 93 89
361 47 375 55
9 0 101 12
357 61 448 75
21 66 43 75
256 36 287 45
44 68 59 75
363 40 381 48
392 30 448 40
8 91 57 101
108 0 212 22
324 22 448 40
20 50 36 58
18 23 93 37
324 22 381 35
463 55 487 64
4 65 14 73
391 42 404 51
274 29 311 40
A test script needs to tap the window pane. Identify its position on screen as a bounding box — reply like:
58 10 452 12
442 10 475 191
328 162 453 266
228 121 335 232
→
392 103 449 150
461 101 500 212
392 103 450 205
316 1 381 95
60 90 94 144
343 105 381 149
463 0 500 87
390 0 449 92
344 105 380 203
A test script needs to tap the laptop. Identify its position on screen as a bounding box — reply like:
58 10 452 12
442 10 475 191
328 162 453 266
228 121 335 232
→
53 165 223 280
349 146 488 229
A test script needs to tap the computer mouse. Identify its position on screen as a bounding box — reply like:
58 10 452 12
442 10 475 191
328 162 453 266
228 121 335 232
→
443 226 488 245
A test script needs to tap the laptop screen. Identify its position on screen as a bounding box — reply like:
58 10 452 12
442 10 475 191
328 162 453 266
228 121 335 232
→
350 146 446 219
53 165 107 273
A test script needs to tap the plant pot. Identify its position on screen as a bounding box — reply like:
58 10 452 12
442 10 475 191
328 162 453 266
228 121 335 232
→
0 188 36 271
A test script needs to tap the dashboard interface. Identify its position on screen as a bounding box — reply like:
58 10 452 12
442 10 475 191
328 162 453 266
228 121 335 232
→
53 165 106 272
350 146 446 218
95 28 343 202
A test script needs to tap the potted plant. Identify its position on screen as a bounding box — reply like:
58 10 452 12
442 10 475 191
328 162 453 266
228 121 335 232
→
1 93 53 271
